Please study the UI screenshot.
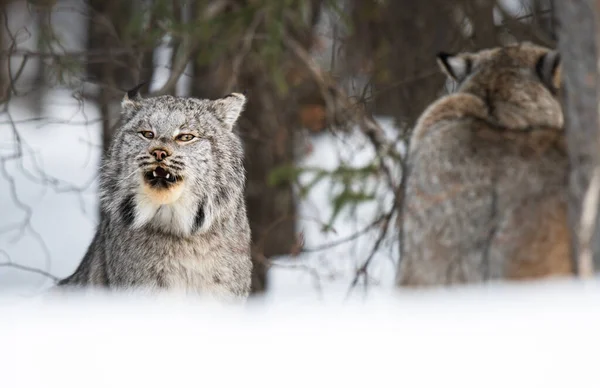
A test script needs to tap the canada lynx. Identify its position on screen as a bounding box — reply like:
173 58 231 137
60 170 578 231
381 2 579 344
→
58 88 252 301
397 42 572 287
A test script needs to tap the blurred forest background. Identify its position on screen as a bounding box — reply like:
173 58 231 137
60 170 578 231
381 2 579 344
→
0 0 581 297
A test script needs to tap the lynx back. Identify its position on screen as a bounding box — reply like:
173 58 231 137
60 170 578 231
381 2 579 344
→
397 42 572 287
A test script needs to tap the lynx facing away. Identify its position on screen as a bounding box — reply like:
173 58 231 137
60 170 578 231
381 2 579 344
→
397 42 572 287
57 90 252 301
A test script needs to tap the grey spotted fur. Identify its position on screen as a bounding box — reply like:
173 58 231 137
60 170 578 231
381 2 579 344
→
57 91 252 301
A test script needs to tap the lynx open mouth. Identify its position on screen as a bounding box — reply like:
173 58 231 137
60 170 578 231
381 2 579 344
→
144 166 180 188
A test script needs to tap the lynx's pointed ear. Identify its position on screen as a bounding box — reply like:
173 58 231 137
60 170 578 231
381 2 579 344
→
437 52 471 82
536 50 561 93
213 92 247 130
121 82 146 119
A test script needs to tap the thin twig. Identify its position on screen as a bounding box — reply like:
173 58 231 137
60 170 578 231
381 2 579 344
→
284 32 407 293
345 199 398 299
301 214 387 253
0 251 58 282
0 262 59 282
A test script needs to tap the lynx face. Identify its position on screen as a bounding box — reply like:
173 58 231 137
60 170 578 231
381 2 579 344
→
128 107 212 205
101 91 247 236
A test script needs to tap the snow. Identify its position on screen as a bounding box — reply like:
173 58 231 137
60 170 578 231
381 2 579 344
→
1 279 600 388
0 92 101 292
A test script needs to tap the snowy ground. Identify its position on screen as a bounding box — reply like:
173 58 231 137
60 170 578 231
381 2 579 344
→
2 279 600 388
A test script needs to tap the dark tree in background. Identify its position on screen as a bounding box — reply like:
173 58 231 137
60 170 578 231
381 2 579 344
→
184 0 324 292
0 0 8 103
554 0 600 276
346 0 462 128
85 0 152 152
346 0 556 131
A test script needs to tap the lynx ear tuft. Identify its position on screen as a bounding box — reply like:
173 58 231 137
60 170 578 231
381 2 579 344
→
437 52 471 82
212 92 247 130
535 50 561 93
121 82 146 116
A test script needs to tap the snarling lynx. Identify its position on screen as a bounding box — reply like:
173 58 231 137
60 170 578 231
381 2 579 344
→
58 89 252 300
397 42 572 287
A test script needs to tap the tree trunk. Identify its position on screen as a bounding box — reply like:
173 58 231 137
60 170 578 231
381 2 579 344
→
238 72 298 293
31 5 51 115
86 0 136 152
189 1 323 293
0 0 8 103
466 0 498 49
347 0 464 128
554 0 600 276
164 0 182 96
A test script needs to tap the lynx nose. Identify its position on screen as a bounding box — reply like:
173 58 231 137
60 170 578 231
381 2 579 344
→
150 148 169 161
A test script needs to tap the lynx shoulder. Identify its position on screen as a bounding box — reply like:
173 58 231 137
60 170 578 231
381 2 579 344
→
397 42 572 287
57 89 252 301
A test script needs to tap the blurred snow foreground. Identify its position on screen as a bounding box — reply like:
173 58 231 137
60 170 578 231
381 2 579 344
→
0 279 600 388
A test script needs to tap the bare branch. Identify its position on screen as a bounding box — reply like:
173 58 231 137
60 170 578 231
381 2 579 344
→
345 199 398 298
301 214 387 253
0 250 58 282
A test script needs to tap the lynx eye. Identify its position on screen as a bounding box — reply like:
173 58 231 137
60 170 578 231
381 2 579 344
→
176 133 195 142
139 131 155 139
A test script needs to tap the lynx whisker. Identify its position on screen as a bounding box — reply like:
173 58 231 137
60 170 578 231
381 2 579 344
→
120 166 142 183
